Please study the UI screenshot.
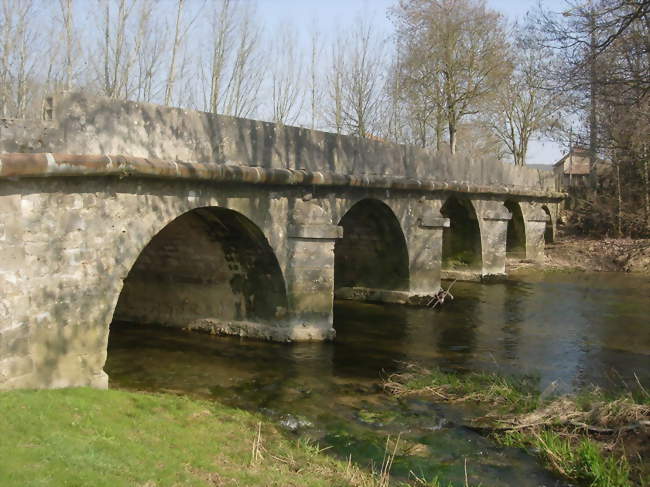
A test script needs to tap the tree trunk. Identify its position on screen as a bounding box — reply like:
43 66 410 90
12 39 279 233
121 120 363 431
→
616 161 623 237
448 121 456 154
643 144 650 233
588 7 599 189
165 0 184 106
435 106 444 152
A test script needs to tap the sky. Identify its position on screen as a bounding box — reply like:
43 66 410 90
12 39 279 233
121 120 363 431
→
253 0 570 165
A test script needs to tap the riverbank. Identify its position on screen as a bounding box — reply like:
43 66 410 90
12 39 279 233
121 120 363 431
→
510 237 650 273
0 388 393 487
384 365 650 487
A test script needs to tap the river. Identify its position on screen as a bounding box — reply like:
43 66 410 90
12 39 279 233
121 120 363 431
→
105 271 650 486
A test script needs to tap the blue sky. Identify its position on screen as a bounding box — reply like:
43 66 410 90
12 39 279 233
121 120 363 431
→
254 0 568 164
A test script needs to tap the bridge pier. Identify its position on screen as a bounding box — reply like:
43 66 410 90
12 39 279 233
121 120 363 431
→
284 223 341 340
474 199 513 277
520 203 552 263
407 204 449 298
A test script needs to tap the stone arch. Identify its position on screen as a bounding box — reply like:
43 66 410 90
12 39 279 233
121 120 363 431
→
504 200 527 258
440 196 483 271
111 206 288 330
541 205 554 243
334 198 409 293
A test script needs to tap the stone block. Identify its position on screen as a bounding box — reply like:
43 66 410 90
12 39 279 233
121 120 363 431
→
0 245 25 271
0 332 29 357
419 216 449 228
287 291 334 314
63 248 95 266
289 243 335 266
0 355 34 382
82 193 97 208
0 270 19 296
287 267 334 288
0 218 22 243
287 224 342 239
4 295 29 325
0 194 20 215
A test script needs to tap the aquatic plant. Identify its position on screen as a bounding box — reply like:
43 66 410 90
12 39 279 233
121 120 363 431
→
383 364 650 486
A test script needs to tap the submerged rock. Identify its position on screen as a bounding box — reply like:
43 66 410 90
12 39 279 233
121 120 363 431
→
279 414 313 432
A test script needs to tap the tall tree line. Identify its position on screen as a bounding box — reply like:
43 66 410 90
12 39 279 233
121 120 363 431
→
0 0 564 163
3 0 644 236
536 0 650 236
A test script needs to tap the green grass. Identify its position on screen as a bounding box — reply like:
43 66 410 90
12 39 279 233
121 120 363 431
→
388 366 540 414
0 388 385 487
497 431 632 487
384 366 649 487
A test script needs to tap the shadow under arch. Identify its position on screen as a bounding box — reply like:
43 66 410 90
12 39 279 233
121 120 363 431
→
111 206 288 330
440 196 482 272
334 198 409 294
541 205 554 243
504 200 527 258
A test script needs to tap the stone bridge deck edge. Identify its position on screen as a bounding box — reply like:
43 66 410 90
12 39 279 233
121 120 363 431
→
0 152 565 200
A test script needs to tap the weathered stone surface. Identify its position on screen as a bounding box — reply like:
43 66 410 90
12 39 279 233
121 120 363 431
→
0 93 564 196
0 94 564 391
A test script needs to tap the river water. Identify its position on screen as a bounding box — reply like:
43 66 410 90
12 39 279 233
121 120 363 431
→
105 271 650 486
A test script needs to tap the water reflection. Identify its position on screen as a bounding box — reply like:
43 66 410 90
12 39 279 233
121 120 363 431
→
106 272 649 486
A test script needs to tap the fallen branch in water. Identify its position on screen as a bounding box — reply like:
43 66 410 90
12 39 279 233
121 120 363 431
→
427 279 457 308
468 419 650 436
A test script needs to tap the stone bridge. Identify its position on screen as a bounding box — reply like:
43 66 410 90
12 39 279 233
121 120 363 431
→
0 93 563 390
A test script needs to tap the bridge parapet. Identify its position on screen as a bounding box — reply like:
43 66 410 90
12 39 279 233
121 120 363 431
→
0 92 556 191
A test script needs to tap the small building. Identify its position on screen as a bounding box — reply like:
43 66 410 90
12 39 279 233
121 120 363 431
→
553 148 591 190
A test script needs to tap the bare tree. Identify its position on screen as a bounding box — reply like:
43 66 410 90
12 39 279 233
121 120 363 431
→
0 0 39 118
203 0 264 118
389 45 442 148
163 0 204 107
391 0 510 153
308 24 321 129
222 4 264 118
132 0 167 102
340 19 386 138
325 33 346 134
58 0 75 91
456 120 506 160
383 55 407 144
98 0 138 99
538 0 650 236
389 26 446 149
270 25 304 125
205 0 233 113
164 0 185 106
485 30 562 165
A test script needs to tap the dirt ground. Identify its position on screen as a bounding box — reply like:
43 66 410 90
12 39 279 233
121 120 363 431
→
511 237 650 273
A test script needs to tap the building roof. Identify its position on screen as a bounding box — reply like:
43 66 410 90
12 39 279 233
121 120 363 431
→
553 148 591 175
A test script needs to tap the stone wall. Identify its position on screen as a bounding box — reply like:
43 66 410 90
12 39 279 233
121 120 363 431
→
0 92 555 191
0 172 560 390
0 174 468 389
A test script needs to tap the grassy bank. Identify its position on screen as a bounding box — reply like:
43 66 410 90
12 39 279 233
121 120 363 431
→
0 388 397 487
384 365 650 487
